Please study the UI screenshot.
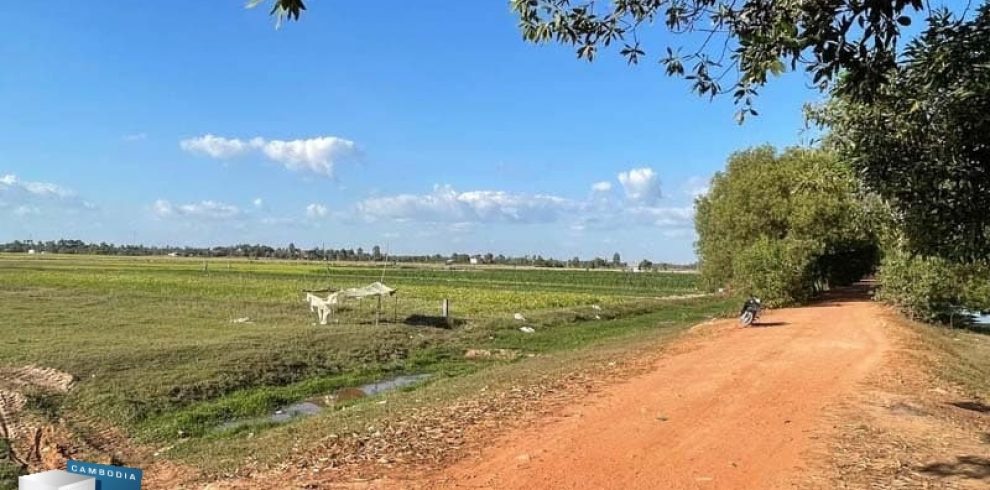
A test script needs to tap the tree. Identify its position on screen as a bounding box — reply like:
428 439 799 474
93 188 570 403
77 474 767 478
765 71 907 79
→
695 146 877 304
371 245 383 261
812 5 990 263
612 252 622 267
730 236 822 304
638 259 653 271
254 0 947 120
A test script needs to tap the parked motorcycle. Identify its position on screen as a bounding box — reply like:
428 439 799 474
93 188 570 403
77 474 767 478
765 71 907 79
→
739 297 762 326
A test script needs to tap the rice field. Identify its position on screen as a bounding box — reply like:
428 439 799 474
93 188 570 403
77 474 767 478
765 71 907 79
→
0 253 728 479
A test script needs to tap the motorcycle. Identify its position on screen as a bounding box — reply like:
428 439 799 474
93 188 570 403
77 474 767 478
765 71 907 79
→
739 297 762 326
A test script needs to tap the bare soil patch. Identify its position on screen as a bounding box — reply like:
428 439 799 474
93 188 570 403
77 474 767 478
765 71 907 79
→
0 365 76 471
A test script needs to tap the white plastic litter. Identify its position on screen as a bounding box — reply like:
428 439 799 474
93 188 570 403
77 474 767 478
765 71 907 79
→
513 313 527 321
519 326 535 334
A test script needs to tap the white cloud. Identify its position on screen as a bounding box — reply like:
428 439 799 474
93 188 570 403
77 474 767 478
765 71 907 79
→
357 185 579 224
152 199 173 217
179 134 253 159
1 174 73 199
0 174 92 216
180 134 358 177
152 199 241 219
683 175 711 199
625 205 694 227
617 167 662 205
258 137 356 177
354 179 697 233
591 181 612 193
574 203 694 232
306 203 329 218
252 197 264 208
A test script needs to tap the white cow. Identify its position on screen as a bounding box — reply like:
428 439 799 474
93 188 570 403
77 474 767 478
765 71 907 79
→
305 292 339 325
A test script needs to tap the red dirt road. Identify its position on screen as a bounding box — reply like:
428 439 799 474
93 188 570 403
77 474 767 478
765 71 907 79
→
422 295 890 489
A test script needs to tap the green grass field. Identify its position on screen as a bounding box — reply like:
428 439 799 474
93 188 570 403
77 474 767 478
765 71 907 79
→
0 254 730 481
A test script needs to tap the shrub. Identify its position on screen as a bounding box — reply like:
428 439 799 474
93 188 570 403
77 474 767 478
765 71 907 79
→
875 250 962 323
731 237 821 306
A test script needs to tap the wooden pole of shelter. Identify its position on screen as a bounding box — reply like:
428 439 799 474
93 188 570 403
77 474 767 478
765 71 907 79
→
323 242 332 291
376 295 381 326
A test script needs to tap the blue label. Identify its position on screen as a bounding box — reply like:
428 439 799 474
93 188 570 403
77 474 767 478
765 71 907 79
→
66 460 142 490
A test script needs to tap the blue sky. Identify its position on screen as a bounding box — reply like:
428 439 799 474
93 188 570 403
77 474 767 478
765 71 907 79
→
0 1 827 263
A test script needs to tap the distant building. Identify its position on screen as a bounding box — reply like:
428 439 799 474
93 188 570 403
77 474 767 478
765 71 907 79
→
27 249 36 255
167 252 179 257
469 257 479 265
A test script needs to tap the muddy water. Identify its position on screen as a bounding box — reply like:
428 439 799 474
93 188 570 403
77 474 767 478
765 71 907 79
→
221 374 431 430
972 312 990 326
359 374 431 396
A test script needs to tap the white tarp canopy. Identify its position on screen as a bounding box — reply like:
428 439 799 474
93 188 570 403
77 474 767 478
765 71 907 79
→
338 281 396 299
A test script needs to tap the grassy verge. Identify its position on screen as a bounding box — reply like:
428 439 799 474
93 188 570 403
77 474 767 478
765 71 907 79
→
141 297 735 443
914 323 990 399
165 296 737 473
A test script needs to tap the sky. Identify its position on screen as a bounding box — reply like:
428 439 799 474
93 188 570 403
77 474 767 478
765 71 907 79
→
0 1 830 263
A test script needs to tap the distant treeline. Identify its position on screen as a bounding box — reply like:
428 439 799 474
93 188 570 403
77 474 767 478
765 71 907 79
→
0 239 696 271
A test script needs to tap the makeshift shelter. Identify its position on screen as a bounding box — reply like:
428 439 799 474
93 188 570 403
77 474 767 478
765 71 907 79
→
338 281 396 300
337 281 398 326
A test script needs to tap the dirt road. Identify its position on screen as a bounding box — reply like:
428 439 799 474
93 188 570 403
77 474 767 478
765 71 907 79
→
423 293 890 489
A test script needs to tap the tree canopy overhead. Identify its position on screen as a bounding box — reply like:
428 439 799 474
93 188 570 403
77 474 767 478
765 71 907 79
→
813 5 990 263
250 0 306 27
256 0 944 121
511 0 932 121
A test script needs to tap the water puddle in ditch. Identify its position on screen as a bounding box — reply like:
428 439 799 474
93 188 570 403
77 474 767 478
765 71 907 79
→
220 374 431 431
957 309 990 328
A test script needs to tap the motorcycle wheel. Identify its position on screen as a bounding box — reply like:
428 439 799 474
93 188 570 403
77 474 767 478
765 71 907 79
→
739 310 755 326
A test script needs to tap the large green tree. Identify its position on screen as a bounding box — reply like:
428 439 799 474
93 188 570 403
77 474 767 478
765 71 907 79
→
804 5 990 322
695 146 877 304
813 5 990 263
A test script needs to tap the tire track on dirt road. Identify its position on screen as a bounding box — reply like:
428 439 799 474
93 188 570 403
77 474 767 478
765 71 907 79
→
0 365 74 466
